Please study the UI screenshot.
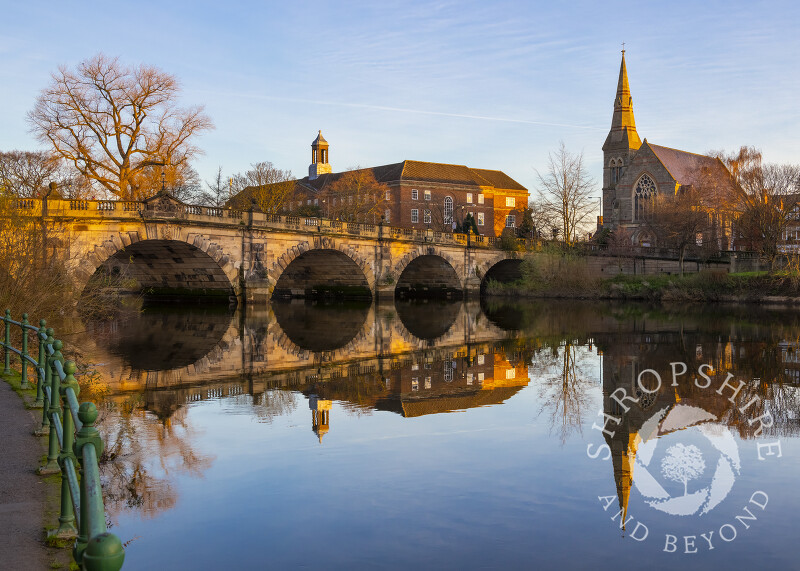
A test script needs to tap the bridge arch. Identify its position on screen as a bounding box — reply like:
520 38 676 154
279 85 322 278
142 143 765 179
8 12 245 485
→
479 257 525 293
75 231 239 301
269 240 376 299
391 247 463 299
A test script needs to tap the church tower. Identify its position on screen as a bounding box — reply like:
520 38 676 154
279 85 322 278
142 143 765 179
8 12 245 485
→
309 130 332 180
601 51 641 228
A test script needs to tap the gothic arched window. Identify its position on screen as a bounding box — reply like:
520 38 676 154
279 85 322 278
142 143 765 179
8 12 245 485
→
444 196 453 224
634 174 657 220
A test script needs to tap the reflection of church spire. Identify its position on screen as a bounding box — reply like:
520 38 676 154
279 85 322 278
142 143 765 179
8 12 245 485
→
615 432 641 531
309 395 332 443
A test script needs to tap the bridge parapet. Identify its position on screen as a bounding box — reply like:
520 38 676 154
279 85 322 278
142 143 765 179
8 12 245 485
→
18 198 501 249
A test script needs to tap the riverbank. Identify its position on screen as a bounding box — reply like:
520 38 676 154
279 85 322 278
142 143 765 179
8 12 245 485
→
485 268 800 304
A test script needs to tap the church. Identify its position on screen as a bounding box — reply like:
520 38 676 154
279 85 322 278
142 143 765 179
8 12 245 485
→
599 52 737 248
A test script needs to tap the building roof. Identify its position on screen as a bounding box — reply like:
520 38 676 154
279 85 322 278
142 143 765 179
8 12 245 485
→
312 130 328 147
399 385 524 417
647 142 736 188
603 51 642 152
227 159 527 209
471 168 527 191
297 160 526 192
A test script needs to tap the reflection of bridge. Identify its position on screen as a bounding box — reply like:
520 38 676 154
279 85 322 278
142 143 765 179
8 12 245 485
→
80 301 513 394
21 195 522 302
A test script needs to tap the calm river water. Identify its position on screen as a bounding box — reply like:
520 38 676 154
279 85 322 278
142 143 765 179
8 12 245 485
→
71 299 800 570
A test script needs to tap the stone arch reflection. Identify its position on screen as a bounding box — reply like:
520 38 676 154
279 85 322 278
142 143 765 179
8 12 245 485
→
271 299 371 353
83 305 237 371
394 299 461 342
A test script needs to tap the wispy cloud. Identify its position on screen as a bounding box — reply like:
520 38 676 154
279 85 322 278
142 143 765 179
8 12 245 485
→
197 90 605 131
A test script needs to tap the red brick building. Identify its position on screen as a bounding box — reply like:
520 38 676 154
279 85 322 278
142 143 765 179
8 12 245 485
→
232 132 530 238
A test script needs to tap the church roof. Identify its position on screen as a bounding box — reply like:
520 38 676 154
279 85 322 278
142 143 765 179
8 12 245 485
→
647 143 735 188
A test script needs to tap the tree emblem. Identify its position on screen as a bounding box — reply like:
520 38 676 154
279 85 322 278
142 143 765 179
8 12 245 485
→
660 443 706 496
632 404 741 517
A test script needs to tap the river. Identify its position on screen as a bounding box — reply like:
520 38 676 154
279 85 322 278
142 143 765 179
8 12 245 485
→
69 299 800 570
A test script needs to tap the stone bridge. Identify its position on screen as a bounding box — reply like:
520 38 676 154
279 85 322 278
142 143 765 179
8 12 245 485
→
19 194 522 303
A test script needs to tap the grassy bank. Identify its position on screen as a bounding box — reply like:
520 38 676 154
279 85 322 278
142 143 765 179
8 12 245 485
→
484 252 800 303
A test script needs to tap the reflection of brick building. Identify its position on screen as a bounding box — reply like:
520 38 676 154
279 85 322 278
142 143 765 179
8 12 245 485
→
301 344 529 441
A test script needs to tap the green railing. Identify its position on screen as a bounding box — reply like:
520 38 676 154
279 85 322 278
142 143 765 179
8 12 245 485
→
2 309 125 571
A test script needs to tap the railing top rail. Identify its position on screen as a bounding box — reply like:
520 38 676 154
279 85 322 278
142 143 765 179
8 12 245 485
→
2 310 42 333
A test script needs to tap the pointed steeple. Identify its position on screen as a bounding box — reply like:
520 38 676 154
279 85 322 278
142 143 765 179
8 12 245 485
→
603 51 641 152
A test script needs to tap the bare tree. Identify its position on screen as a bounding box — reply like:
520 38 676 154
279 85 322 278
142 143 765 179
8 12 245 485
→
643 186 710 274
131 162 201 203
712 146 800 264
0 150 59 197
228 161 295 213
0 150 92 198
534 142 597 246
28 54 213 200
197 166 230 207
324 168 388 223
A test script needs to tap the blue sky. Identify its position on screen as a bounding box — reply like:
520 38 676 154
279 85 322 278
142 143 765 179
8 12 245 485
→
2 0 798 196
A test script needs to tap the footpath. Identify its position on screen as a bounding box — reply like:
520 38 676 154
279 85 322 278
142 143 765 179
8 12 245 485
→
0 378 52 569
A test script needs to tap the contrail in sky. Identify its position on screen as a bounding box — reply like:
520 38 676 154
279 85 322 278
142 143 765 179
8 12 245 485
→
200 90 605 131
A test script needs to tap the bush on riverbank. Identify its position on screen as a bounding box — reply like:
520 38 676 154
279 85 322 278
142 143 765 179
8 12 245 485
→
485 250 800 302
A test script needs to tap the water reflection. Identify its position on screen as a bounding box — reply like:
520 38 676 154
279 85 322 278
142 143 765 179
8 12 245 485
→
271 299 370 352
76 299 800 568
80 300 800 437
99 394 213 519
394 299 460 341
83 306 235 370
534 341 596 444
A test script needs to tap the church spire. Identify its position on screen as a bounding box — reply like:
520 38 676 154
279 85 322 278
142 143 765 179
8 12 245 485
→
603 50 641 152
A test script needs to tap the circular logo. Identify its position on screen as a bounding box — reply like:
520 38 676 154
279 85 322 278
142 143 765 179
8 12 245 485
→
633 404 741 517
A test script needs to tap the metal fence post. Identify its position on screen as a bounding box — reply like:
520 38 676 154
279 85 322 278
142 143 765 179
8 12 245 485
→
3 309 10 374
33 319 47 408
39 340 63 475
53 360 79 538
36 328 55 435
20 314 29 389
73 402 103 565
